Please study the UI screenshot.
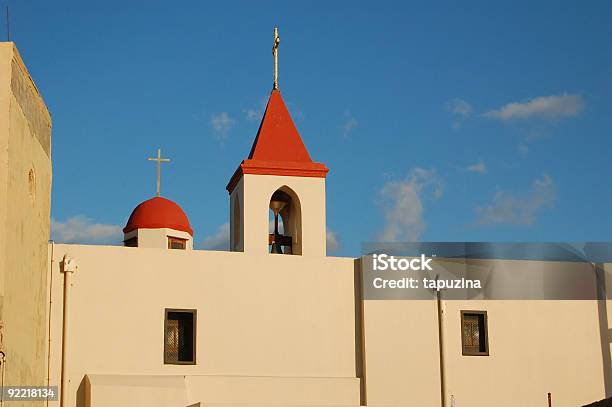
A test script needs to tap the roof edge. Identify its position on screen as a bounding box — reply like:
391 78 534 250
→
226 159 329 193
122 223 194 236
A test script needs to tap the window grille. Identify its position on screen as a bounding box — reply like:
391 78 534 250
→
168 237 187 250
164 309 196 364
461 311 488 356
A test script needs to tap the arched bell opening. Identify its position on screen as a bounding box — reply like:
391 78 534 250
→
268 186 302 255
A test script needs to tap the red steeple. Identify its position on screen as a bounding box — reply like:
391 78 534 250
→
248 90 312 162
226 90 328 193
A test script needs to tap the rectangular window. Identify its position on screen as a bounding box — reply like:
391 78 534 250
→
461 310 489 356
168 237 187 250
164 309 196 364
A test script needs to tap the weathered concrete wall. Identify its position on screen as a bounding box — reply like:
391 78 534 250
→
0 42 52 402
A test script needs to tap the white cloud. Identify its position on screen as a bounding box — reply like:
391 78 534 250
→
327 228 340 252
243 98 267 122
342 111 358 136
210 112 234 140
447 99 472 118
200 222 230 250
484 93 584 121
446 99 472 128
476 174 555 226
378 168 442 242
243 109 260 121
51 215 122 244
466 161 487 174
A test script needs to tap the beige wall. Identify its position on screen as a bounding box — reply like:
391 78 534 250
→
363 299 606 407
47 242 610 407
361 259 609 407
82 374 360 407
362 300 442 407
47 244 358 407
0 42 52 402
439 259 606 406
232 174 327 257
442 300 604 407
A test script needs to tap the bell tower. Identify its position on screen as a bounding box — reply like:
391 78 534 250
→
226 29 328 256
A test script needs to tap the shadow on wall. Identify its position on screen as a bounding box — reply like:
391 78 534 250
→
583 396 612 407
76 376 86 407
596 263 612 399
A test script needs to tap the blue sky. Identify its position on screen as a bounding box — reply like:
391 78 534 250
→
7 1 612 256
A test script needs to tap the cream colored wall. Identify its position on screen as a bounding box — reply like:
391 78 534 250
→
46 240 611 407
0 43 52 401
47 244 357 407
363 301 606 407
85 375 187 407
236 174 326 256
183 374 360 406
438 259 606 407
126 228 193 250
361 300 442 407
362 259 609 407
82 374 361 407
442 300 604 407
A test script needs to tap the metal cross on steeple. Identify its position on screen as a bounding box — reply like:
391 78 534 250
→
148 148 170 197
272 27 280 90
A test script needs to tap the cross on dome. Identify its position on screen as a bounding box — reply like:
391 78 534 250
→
148 148 170 197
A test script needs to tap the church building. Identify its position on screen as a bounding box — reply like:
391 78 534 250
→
0 30 610 407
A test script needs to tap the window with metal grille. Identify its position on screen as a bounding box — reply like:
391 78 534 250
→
168 237 187 250
461 310 488 356
164 309 196 364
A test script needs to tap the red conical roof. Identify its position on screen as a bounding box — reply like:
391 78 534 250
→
123 196 193 236
248 90 313 162
227 90 328 193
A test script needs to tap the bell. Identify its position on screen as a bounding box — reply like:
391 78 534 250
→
270 198 287 254
269 199 287 214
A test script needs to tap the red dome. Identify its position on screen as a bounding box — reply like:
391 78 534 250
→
123 196 193 236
